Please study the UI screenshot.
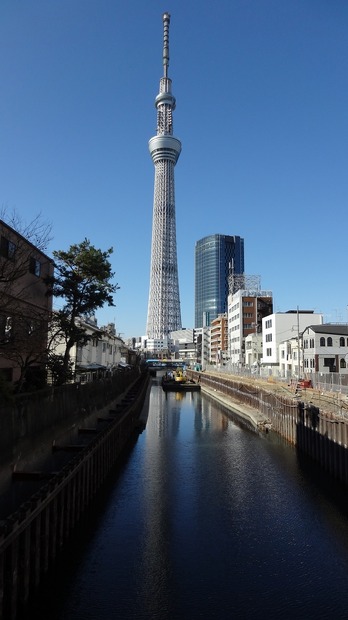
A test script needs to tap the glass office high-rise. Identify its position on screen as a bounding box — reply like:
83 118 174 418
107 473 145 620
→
194 234 244 328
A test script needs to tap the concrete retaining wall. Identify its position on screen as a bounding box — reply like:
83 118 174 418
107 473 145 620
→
192 370 348 486
0 370 150 620
0 370 140 467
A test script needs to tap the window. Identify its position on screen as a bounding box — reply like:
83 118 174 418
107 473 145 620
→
26 318 41 335
327 337 333 347
0 236 16 259
265 319 272 329
340 358 346 369
310 339 314 348
266 334 272 342
266 348 272 356
340 337 345 347
29 257 41 277
320 337 325 346
0 315 13 343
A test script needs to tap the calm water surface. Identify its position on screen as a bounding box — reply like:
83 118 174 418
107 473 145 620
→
29 379 348 619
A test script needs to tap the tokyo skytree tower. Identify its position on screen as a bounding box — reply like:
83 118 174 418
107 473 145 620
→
146 13 182 340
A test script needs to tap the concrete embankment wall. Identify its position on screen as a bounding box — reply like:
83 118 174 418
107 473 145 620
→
0 370 150 620
191 370 348 487
0 369 141 469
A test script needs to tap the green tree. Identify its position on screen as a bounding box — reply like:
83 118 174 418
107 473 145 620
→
48 239 119 380
46 352 74 386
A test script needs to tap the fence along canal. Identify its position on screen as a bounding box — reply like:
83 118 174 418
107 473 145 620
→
2 367 348 619
196 370 348 486
0 370 150 620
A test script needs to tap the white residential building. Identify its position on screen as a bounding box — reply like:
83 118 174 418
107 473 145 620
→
169 328 196 362
262 310 323 375
302 325 348 375
143 337 169 356
193 327 210 370
279 337 301 378
53 316 124 381
278 324 348 379
245 333 263 368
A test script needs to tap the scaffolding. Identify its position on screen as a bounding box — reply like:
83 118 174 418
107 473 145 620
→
228 273 261 295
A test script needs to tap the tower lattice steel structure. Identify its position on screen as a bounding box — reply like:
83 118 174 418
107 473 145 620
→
146 13 182 341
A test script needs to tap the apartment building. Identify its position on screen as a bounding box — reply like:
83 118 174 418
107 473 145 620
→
228 288 273 366
193 326 210 370
210 313 228 364
169 328 196 362
0 219 54 386
53 316 125 382
262 310 323 374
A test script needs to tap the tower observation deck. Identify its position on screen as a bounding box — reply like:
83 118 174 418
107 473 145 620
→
146 13 182 342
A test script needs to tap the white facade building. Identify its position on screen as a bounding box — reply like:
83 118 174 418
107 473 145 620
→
278 337 301 378
245 333 263 368
169 328 196 362
144 337 169 356
302 325 348 375
53 316 124 381
262 310 323 375
193 327 210 370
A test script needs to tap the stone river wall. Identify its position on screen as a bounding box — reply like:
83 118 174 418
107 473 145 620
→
190 370 348 487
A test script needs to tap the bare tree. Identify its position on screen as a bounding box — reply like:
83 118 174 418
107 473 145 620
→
0 211 52 305
0 212 54 392
0 207 52 251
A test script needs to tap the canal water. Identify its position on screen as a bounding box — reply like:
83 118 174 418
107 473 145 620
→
28 378 348 620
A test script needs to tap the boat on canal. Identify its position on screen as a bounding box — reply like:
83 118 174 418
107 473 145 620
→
161 368 201 392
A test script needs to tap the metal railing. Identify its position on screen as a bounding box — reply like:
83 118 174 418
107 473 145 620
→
207 364 348 396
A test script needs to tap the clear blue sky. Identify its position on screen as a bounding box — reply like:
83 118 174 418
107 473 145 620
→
1 1 347 338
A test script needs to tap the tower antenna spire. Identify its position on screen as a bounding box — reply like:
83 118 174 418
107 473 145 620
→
162 12 170 78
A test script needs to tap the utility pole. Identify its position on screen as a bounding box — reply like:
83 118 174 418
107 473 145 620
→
297 306 301 378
